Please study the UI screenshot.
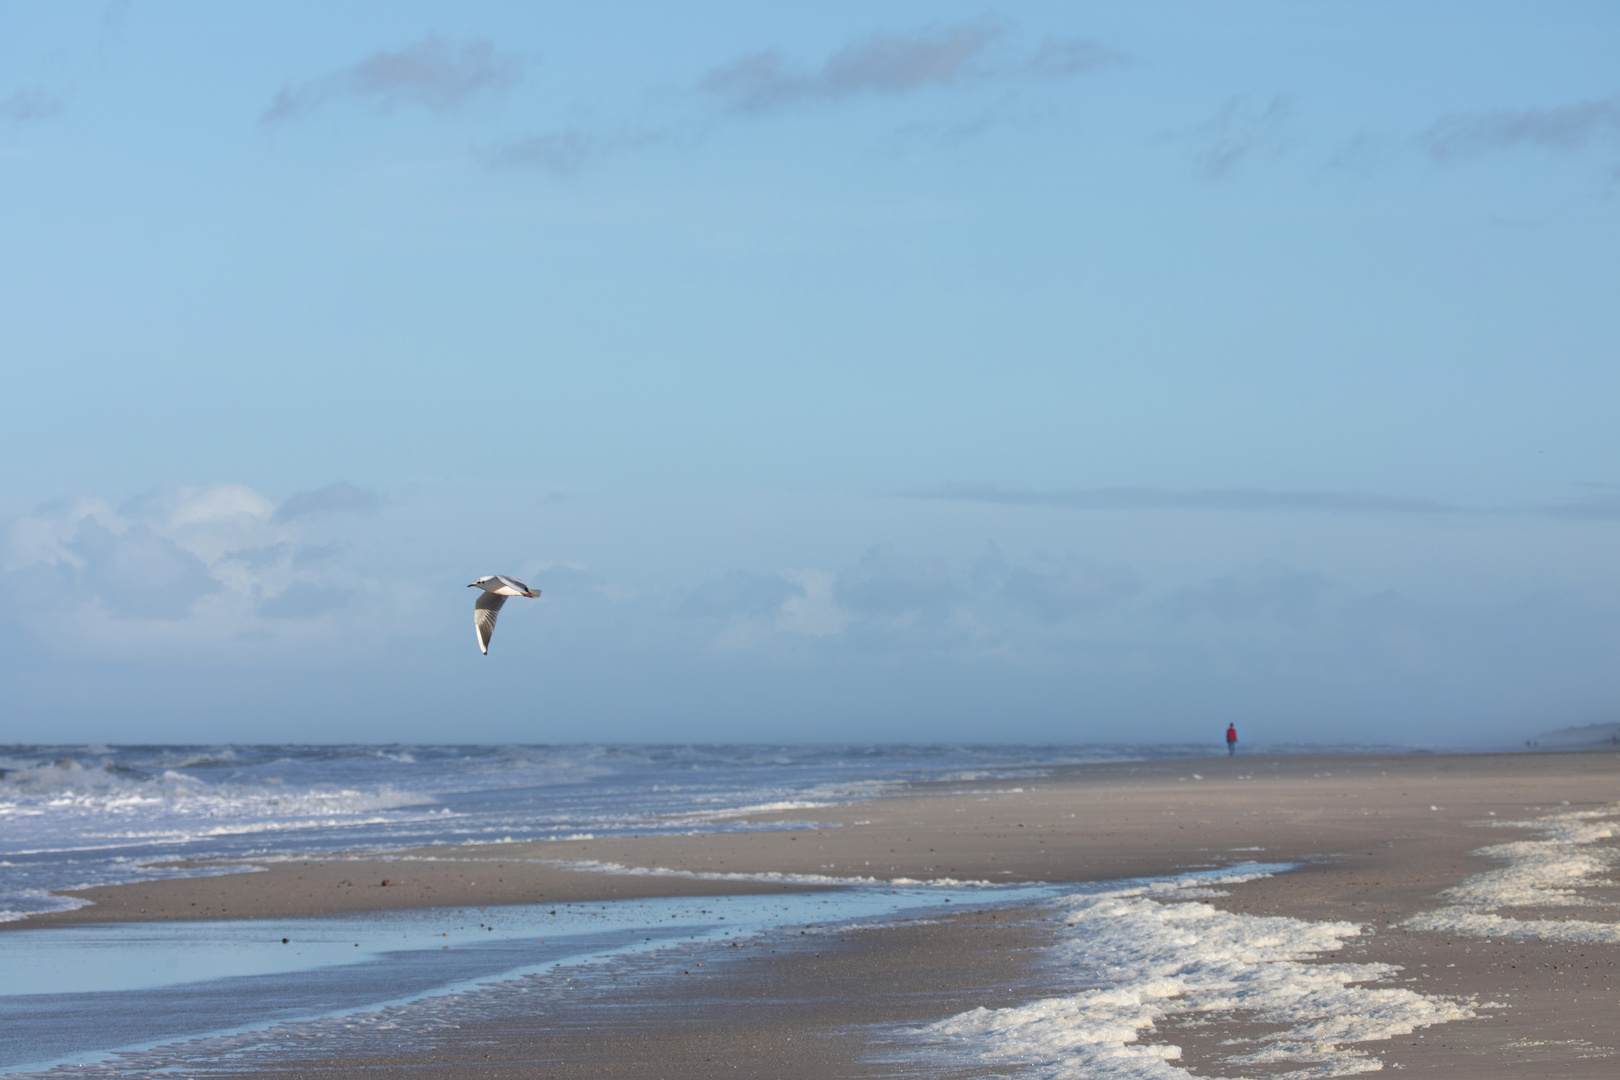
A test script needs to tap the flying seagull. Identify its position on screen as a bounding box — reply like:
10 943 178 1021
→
468 575 539 655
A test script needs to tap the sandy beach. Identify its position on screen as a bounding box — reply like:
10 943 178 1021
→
13 750 1620 1077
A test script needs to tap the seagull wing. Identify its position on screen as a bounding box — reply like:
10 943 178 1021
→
492 575 539 597
474 590 509 655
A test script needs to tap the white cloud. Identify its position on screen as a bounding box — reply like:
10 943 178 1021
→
1 483 378 653
4 495 119 571
71 519 221 619
703 568 849 651
691 544 1143 653
1164 561 1326 624
274 482 380 521
776 569 849 638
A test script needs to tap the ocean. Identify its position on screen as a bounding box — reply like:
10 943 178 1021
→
0 742 1244 923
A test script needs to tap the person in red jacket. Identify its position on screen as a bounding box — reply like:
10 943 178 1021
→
1225 724 1238 756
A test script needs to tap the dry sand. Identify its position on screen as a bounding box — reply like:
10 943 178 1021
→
17 750 1620 1078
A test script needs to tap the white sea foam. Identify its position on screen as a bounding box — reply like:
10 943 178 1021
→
540 857 998 889
1403 803 1620 943
924 867 1472 1079
669 799 838 823
0 759 435 826
0 890 92 924
0 754 456 919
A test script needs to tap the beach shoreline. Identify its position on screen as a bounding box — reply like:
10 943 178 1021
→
10 750 1620 1077
21 749 1618 925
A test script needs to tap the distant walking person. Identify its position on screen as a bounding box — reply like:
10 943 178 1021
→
1226 724 1238 756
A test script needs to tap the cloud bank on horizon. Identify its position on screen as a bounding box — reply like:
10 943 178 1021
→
3 476 1618 746
0 3 1616 743
1 483 386 644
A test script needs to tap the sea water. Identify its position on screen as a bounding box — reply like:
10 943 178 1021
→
0 884 1060 1074
0 742 1244 921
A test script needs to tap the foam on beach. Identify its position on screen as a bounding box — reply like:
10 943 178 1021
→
1403 803 1620 943
539 857 998 889
926 867 1473 1079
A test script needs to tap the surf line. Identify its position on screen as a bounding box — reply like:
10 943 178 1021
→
1404 802 1620 944
920 863 1476 1079
537 857 1005 889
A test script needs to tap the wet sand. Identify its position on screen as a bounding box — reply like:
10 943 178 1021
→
17 751 1620 1077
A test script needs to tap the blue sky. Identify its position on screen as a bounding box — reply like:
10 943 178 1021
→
2 2 1617 745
